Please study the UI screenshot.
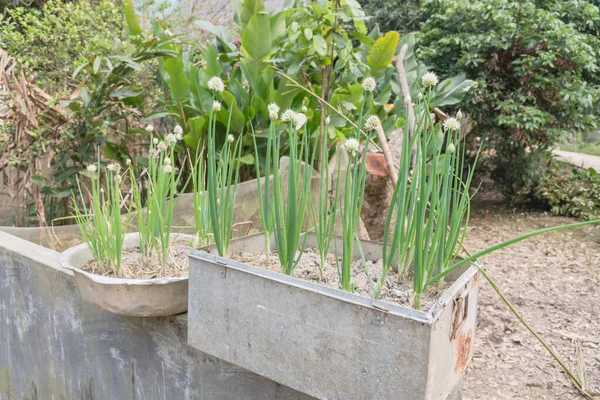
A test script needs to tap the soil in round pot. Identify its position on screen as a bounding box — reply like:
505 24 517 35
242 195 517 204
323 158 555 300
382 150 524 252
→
232 247 448 312
84 241 193 279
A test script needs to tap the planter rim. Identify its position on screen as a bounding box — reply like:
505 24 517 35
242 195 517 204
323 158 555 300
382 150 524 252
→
59 231 196 285
191 231 481 323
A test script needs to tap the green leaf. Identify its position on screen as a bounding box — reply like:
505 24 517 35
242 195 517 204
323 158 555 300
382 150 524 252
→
203 44 222 78
242 13 272 61
92 56 101 74
430 73 476 107
313 35 327 57
163 57 190 101
51 187 74 198
303 28 313 41
367 31 400 77
237 154 254 165
123 0 142 36
183 116 206 149
236 0 265 30
195 21 234 50
270 13 286 43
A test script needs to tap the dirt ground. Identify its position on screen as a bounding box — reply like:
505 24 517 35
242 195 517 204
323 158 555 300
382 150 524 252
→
462 188 600 399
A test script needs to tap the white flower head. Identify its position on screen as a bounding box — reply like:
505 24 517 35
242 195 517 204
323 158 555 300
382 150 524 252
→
213 101 222 112
86 164 97 173
269 111 279 121
107 163 120 172
301 105 307 113
207 76 225 92
164 157 172 165
403 95 412 105
344 138 360 156
362 77 376 93
325 116 331 125
126 158 132 165
165 133 177 145
364 115 381 131
456 110 463 120
421 71 439 88
280 109 298 123
153 137 159 145
115 174 123 184
295 113 307 130
447 143 456 154
174 125 183 136
267 103 280 115
157 141 168 151
146 124 154 132
417 92 423 101
443 117 461 131
227 134 235 143
163 164 173 174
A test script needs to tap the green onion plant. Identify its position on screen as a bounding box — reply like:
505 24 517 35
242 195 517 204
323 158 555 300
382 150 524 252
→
339 97 373 292
308 116 341 279
252 107 277 265
189 145 212 246
129 131 187 272
256 108 313 275
206 96 243 257
72 157 128 276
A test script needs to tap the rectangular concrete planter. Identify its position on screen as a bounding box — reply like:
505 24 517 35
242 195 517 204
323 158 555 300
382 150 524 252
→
188 233 479 400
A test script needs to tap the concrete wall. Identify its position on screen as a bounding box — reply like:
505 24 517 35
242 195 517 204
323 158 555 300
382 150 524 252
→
0 231 313 400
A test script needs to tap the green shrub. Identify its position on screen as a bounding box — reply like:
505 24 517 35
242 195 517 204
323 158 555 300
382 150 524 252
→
0 0 122 95
359 0 425 33
421 0 600 201
536 166 600 220
362 0 600 202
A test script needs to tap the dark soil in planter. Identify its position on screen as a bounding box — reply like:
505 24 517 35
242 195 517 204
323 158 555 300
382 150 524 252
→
232 247 448 311
83 244 193 279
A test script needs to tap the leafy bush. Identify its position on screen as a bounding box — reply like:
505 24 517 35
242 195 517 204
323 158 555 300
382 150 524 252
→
0 0 122 95
359 0 425 33
419 0 600 201
0 1 177 225
536 166 600 220
362 0 600 202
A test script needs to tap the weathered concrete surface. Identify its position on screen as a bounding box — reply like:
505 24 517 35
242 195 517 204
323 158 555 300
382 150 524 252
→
0 231 313 400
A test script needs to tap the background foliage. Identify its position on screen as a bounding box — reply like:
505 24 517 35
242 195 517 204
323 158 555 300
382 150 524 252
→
536 166 600 221
0 0 123 95
361 0 600 203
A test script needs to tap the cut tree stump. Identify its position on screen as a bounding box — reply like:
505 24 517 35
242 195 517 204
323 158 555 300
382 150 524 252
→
361 152 392 241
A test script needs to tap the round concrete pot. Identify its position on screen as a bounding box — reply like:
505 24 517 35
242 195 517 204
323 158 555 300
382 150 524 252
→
59 232 196 317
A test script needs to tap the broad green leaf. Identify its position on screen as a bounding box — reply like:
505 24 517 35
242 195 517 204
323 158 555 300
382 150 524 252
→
236 0 265 30
270 13 286 43
242 13 272 61
240 59 266 94
92 56 101 75
163 57 190 101
367 31 400 77
203 44 222 77
123 0 142 36
195 20 234 50
313 35 327 57
304 28 313 41
348 30 374 46
430 73 476 107
183 116 206 149
237 154 254 165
